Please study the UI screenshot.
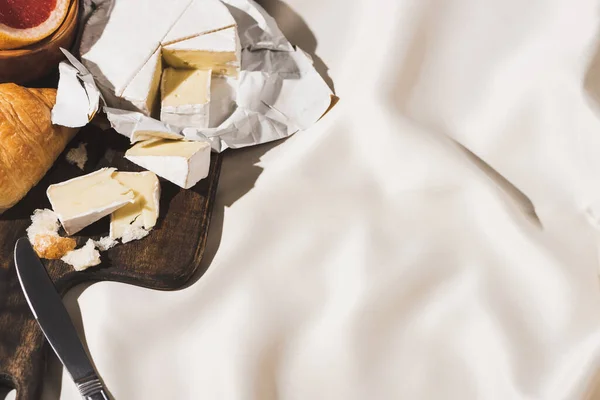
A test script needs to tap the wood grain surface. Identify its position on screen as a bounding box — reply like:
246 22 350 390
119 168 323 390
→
0 125 222 399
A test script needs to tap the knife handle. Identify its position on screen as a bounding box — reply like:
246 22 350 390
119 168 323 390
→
85 392 109 400
77 376 109 400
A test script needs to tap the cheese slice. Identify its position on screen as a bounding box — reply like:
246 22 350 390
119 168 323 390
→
162 0 236 45
125 139 211 189
80 0 192 98
121 48 163 115
110 172 161 240
162 27 241 76
47 168 135 235
160 68 212 128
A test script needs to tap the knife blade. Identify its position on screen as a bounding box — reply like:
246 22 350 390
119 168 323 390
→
14 238 109 400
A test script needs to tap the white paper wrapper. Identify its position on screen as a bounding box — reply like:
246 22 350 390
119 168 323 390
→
52 50 101 128
52 0 335 153
221 0 293 51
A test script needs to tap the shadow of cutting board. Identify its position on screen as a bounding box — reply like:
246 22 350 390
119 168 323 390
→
0 125 222 400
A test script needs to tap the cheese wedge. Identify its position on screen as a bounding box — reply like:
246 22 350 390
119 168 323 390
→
125 139 211 189
121 48 163 116
162 27 241 76
162 0 236 45
80 0 238 115
160 68 212 128
110 172 161 240
80 0 191 101
47 168 135 235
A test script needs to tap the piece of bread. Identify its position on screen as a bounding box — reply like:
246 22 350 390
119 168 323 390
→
32 234 77 259
0 83 78 213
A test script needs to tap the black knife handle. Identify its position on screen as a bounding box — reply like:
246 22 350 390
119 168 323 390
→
76 376 109 400
86 391 109 400
85 391 109 400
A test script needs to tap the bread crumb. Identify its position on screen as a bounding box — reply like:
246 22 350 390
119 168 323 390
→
26 209 74 258
66 142 88 170
33 234 77 259
95 236 118 251
27 209 60 242
121 225 150 243
61 239 101 271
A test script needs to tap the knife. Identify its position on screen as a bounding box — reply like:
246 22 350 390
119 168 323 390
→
14 238 109 400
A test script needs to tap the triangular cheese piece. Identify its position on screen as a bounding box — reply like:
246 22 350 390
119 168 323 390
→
80 0 192 96
125 139 211 189
162 0 236 45
47 168 135 235
121 48 163 115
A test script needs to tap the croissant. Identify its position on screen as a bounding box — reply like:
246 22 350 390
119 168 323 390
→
0 83 78 213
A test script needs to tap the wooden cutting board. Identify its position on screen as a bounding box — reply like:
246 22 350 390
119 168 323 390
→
0 125 222 400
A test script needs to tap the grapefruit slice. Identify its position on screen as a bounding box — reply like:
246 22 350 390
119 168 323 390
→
0 0 70 50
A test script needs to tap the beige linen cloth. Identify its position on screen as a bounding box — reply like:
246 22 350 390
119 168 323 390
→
33 0 600 398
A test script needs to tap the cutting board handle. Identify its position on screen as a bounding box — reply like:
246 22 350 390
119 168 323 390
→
0 146 222 399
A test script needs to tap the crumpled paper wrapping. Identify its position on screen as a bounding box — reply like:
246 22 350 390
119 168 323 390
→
52 0 335 152
52 50 100 127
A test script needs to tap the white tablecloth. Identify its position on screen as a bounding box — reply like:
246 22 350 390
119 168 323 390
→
37 0 600 398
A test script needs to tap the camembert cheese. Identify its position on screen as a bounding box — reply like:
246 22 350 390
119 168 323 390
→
80 0 239 116
110 172 161 240
121 48 163 116
125 139 211 189
162 27 241 77
160 68 212 128
161 0 235 45
79 0 191 109
47 168 135 235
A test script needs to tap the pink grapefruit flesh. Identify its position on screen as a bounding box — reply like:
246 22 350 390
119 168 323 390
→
0 0 69 50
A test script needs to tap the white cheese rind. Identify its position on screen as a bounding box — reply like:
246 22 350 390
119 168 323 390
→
162 0 236 45
125 140 211 189
79 0 191 97
79 0 238 115
160 68 212 129
61 203 126 236
121 48 163 115
46 168 135 236
160 103 211 129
